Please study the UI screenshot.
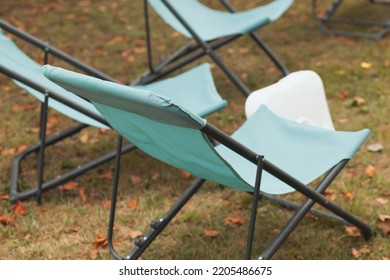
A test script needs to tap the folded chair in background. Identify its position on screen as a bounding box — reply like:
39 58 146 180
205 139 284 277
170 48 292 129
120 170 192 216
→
137 0 293 97
44 65 375 260
312 0 390 40
0 19 227 203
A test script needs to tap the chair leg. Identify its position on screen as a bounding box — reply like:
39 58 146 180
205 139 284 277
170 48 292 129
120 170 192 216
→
264 159 376 241
10 128 137 203
160 0 251 97
36 93 49 204
245 156 264 259
219 0 289 76
258 160 349 259
107 135 206 259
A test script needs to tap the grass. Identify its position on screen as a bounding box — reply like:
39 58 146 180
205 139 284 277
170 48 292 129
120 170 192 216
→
0 0 389 260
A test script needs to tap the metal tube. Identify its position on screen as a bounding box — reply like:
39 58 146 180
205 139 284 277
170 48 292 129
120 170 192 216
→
245 156 264 259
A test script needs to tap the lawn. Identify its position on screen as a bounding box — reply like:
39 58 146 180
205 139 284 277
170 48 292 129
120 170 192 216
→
0 0 389 260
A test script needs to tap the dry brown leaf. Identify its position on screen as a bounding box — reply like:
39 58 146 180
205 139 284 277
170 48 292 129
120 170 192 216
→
352 246 370 258
14 200 25 216
225 216 246 226
11 103 36 112
93 232 108 249
99 128 114 135
102 200 111 208
365 165 376 177
69 226 81 233
2 85 11 92
79 133 90 144
129 229 143 240
181 171 191 179
47 114 60 129
337 91 349 100
0 193 10 200
378 215 390 235
59 181 79 191
90 248 98 260
352 247 361 258
0 215 14 226
324 190 337 201
128 199 139 209
342 192 354 199
346 168 357 179
16 145 28 153
2 147 16 156
345 226 361 237
98 171 113 179
204 229 220 237
376 197 389 205
151 172 160 181
130 175 143 185
353 97 366 106
79 187 87 203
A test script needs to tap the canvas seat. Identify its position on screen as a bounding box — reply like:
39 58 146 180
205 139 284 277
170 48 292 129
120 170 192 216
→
0 19 226 203
44 65 375 259
137 0 293 96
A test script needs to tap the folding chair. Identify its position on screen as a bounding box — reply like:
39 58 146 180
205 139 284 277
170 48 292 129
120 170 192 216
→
0 19 227 203
137 0 293 97
43 65 375 259
312 0 390 40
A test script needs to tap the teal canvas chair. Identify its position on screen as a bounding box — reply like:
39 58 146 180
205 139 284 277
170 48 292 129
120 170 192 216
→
138 0 293 96
0 19 226 203
43 65 375 260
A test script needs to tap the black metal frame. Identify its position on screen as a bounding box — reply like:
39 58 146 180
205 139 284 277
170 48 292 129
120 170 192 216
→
0 19 141 203
106 120 375 260
312 0 390 40
135 0 289 96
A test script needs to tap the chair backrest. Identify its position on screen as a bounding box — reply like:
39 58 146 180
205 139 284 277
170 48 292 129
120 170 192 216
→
0 29 107 128
43 65 254 192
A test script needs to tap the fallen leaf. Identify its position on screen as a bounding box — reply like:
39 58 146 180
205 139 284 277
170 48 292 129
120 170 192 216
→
59 181 79 191
204 229 220 237
128 199 139 209
130 175 143 185
79 187 87 202
129 229 143 240
11 103 36 112
367 143 384 153
225 216 246 226
352 247 361 258
79 133 90 144
93 232 108 249
90 248 98 260
1 147 16 156
181 171 191 179
376 197 389 205
378 215 390 235
342 192 354 199
16 145 28 153
337 91 349 100
98 128 114 135
2 85 11 92
346 168 357 179
324 190 337 201
360 62 372 69
14 200 25 216
238 47 249 54
345 226 361 237
0 193 10 200
0 215 14 225
151 172 160 181
102 200 111 208
98 171 113 179
69 226 81 233
352 97 366 106
365 165 376 177
352 246 370 258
